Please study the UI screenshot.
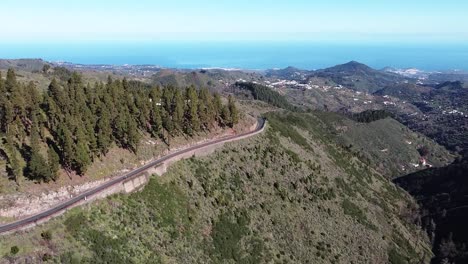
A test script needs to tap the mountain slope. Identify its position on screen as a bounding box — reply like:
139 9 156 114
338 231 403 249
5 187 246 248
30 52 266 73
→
265 66 311 80
374 83 432 101
312 61 409 93
151 69 262 90
0 111 432 263
395 158 468 264
310 112 453 178
0 59 47 72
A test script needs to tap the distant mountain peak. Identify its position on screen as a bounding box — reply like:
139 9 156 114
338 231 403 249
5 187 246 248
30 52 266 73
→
312 61 409 93
346 60 364 65
320 60 374 74
342 60 372 69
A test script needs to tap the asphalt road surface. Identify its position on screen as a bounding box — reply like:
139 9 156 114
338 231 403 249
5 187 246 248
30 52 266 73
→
0 118 265 234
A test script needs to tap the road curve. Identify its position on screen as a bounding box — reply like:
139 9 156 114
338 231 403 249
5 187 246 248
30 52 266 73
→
0 118 266 234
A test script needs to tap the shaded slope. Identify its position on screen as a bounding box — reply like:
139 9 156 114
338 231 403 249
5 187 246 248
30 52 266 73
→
394 158 468 264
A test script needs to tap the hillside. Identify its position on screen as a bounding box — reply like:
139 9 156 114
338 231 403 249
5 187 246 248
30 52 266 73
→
265 66 311 80
0 111 432 263
375 81 468 154
0 59 47 72
151 69 262 91
395 158 468 264
0 59 461 264
311 61 410 93
310 112 453 178
374 83 432 101
234 82 298 111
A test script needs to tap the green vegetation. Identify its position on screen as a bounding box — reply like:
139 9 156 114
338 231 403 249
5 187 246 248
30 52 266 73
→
0 110 429 263
0 59 461 264
341 199 376 231
211 211 250 261
0 69 239 184
306 111 452 178
388 247 408 264
350 109 394 123
265 112 312 150
10 246 19 255
236 82 298 111
40 230 52 241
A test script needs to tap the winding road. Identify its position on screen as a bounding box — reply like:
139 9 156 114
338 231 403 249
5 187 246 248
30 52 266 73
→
0 118 266 234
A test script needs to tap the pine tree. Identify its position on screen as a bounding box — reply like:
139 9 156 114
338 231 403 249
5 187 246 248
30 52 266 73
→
160 86 175 138
6 69 25 119
0 72 6 132
86 120 98 158
126 118 140 153
5 132 22 184
73 127 91 175
0 71 3 93
162 87 174 116
5 69 17 93
57 123 74 171
213 92 223 125
48 78 67 109
2 100 14 134
28 123 51 182
150 87 163 138
25 81 41 114
161 107 173 145
0 71 12 133
198 87 214 130
114 109 129 148
227 95 239 127
96 108 113 156
221 105 231 127
185 86 200 135
3 70 25 135
172 89 185 132
47 147 60 181
132 89 150 132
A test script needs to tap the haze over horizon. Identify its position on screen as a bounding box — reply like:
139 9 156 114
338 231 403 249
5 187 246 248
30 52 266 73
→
2 2 468 264
1 0 468 43
1 0 468 70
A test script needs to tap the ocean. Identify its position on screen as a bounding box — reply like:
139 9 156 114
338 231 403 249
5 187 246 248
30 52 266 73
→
1 42 468 71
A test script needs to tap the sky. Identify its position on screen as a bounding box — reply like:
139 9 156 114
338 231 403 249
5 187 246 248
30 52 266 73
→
1 0 467 43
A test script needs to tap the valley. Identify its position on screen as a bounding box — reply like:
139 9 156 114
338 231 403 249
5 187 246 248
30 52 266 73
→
0 58 467 263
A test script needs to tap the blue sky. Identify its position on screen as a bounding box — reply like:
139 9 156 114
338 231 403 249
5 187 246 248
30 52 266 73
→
1 0 467 43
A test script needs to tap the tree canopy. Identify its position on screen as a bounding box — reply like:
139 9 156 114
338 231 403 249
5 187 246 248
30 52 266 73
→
0 69 239 183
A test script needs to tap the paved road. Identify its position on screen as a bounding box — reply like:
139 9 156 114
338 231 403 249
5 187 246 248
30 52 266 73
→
0 118 265 234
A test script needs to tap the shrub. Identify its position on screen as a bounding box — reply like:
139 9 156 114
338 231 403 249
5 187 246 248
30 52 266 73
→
211 211 249 261
265 114 312 150
41 230 52 241
64 212 87 235
350 109 394 123
10 246 19 255
388 247 407 264
341 199 377 230
42 253 53 262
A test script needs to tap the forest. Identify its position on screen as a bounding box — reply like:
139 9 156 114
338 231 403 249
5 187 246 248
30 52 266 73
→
0 69 239 183
235 82 298 111
350 109 394 123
